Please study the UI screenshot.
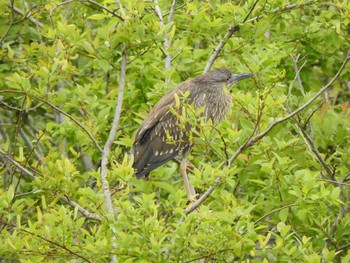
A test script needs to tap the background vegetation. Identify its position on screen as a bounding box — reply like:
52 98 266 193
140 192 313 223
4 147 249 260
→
0 0 350 262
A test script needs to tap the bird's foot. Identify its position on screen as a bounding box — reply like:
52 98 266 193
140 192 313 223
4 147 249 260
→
187 193 199 204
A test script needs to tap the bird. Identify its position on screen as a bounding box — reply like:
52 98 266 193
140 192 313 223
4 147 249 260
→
131 68 253 199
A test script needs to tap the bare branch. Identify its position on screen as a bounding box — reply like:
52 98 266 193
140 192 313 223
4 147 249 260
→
6 4 44 28
100 49 127 215
0 148 37 179
184 176 221 215
167 0 177 24
60 196 101 221
154 0 175 83
204 25 240 73
290 54 307 96
99 49 127 262
185 52 350 215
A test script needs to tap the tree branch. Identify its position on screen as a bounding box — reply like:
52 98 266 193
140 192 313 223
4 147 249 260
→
0 148 101 222
99 48 127 263
0 90 103 152
0 148 37 180
289 55 335 181
17 227 92 262
185 52 350 215
1 1 15 44
204 25 240 73
154 0 176 83
204 0 317 72
100 49 126 215
50 0 124 21
60 196 101 221
6 3 44 28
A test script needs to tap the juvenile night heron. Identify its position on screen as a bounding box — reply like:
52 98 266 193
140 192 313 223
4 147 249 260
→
131 68 253 199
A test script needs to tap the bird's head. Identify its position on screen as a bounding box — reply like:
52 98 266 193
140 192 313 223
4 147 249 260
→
207 68 254 90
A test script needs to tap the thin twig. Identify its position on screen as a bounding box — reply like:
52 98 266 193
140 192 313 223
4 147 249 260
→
289 55 335 180
204 25 240 73
0 115 11 152
1 1 15 44
291 54 307 95
336 243 350 253
0 148 37 180
0 148 101 221
0 90 102 152
6 4 44 28
49 0 124 21
204 0 316 72
185 53 350 215
255 203 297 224
19 128 43 161
242 0 260 23
17 227 92 263
245 0 316 23
163 1 186 17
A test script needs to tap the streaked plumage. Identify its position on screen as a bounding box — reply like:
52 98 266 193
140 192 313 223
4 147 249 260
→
131 68 253 178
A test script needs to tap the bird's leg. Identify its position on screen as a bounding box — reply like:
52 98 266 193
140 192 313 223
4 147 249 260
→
180 157 196 201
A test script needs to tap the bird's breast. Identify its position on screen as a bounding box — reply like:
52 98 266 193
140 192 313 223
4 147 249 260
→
193 90 232 123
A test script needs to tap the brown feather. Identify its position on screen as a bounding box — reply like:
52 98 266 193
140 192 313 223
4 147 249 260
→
131 68 252 178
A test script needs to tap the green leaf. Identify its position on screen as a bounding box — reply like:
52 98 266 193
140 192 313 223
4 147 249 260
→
152 181 176 194
7 185 14 201
330 187 340 200
88 14 109 20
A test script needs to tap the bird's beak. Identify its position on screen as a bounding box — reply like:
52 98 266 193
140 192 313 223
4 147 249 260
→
231 73 254 83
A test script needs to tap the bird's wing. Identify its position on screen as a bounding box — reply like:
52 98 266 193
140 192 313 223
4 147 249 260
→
135 85 181 143
132 83 191 178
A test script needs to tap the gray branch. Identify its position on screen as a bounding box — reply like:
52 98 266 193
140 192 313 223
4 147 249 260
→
7 4 44 28
154 0 176 83
99 49 127 263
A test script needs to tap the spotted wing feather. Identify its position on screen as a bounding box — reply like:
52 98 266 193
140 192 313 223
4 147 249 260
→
132 82 191 178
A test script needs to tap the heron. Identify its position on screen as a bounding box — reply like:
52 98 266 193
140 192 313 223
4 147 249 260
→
131 68 253 199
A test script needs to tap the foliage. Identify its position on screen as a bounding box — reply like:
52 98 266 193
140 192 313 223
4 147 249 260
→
0 0 350 262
